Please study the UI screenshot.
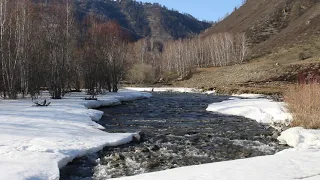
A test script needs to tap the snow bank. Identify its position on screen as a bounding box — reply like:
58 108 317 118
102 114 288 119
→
278 127 320 149
0 90 151 180
232 93 266 98
124 87 199 93
206 97 292 124
109 89 153 101
203 90 216 95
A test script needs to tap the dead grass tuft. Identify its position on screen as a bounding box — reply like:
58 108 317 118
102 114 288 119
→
285 82 320 129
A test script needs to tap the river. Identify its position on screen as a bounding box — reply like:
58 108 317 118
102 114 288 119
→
61 92 287 179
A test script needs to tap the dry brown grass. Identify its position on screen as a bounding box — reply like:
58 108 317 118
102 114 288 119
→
285 83 320 129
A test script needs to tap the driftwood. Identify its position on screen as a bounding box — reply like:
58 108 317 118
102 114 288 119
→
33 99 51 107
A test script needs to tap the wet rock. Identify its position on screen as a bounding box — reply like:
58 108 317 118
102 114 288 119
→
151 145 160 152
146 154 152 159
272 131 280 139
141 147 150 153
239 151 252 158
139 131 146 140
113 153 125 161
147 160 161 169
132 134 141 143
239 134 249 140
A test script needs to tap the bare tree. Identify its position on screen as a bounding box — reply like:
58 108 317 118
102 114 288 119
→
130 32 248 82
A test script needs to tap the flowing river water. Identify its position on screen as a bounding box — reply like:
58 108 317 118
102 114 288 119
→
60 92 287 180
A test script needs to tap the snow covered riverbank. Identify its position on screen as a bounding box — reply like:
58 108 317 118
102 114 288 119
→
124 87 201 93
0 90 151 180
2 90 320 180
206 97 292 124
114 95 320 180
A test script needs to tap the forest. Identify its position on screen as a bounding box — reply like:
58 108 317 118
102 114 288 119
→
0 0 248 99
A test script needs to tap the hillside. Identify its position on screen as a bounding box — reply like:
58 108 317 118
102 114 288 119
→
177 0 320 94
74 0 212 40
202 0 320 59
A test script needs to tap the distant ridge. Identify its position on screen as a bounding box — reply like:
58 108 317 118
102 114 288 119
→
75 0 212 41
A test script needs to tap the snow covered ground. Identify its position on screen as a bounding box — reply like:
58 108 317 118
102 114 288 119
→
0 90 151 180
113 94 320 180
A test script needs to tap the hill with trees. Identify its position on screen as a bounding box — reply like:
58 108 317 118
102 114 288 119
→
75 0 212 40
0 0 213 99
8 0 319 98
174 0 320 94
0 0 248 99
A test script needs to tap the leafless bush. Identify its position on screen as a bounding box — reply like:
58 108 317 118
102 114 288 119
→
285 82 320 129
159 33 248 80
128 63 155 84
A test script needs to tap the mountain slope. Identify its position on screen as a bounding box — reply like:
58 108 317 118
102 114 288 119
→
202 0 320 58
176 0 320 94
75 0 212 40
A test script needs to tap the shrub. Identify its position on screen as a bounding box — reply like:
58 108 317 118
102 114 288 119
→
162 71 179 82
128 63 155 84
284 82 320 129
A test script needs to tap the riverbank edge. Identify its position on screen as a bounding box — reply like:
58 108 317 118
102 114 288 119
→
57 91 154 174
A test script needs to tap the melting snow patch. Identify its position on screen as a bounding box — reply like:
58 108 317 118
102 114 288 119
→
203 90 216 95
278 127 320 149
206 98 292 124
232 93 266 99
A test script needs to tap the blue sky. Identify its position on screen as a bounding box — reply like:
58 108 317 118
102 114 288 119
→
138 0 243 21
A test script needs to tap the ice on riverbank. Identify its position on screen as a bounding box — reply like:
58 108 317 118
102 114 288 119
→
232 93 266 99
206 97 292 124
0 90 151 180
